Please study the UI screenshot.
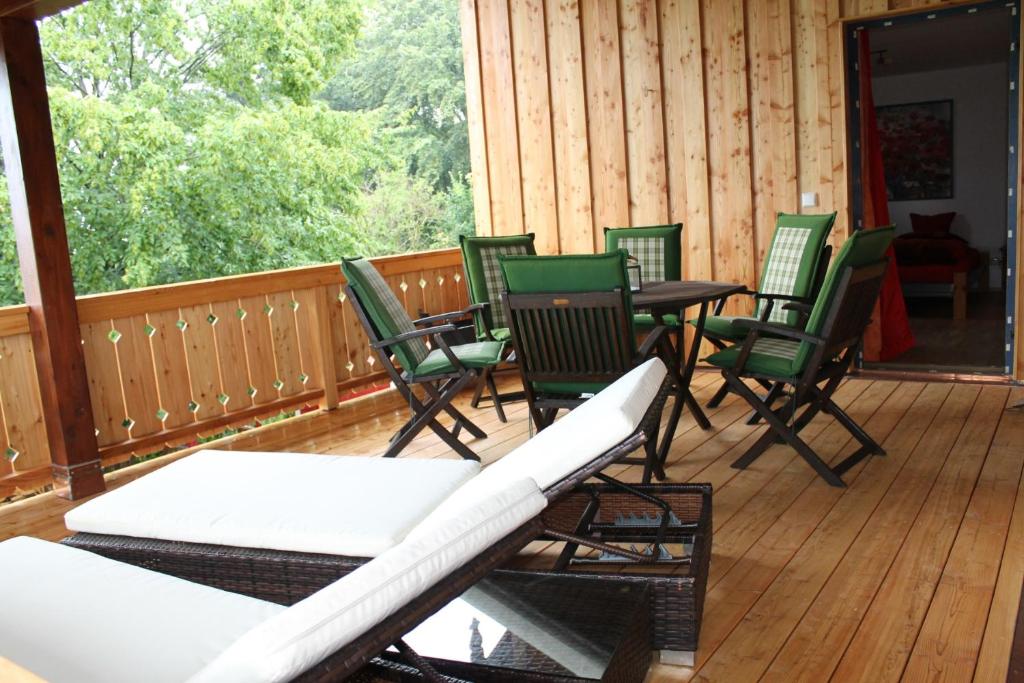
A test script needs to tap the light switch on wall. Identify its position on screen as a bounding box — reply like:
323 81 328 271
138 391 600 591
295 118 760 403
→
800 192 818 208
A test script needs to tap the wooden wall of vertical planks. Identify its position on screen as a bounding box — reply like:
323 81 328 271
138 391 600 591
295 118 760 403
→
462 0 856 292
460 0 1024 373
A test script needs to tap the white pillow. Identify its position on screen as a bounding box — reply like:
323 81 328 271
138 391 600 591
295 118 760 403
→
412 358 667 533
191 477 546 683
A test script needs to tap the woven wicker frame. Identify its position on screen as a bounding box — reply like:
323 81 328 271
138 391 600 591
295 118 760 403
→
505 482 712 653
60 376 680 679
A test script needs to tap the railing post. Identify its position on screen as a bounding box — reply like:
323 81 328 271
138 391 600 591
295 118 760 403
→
312 285 340 409
0 18 104 499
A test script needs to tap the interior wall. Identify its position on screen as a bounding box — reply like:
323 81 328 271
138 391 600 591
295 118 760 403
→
874 62 1009 288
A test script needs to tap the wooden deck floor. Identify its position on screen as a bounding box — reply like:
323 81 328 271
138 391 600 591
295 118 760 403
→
2 371 1023 682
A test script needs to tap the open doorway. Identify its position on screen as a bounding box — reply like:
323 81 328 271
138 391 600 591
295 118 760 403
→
848 1 1019 377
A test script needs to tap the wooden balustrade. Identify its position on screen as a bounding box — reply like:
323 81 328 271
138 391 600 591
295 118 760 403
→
0 248 468 498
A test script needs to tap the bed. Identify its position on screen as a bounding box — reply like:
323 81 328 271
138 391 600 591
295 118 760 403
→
893 212 980 320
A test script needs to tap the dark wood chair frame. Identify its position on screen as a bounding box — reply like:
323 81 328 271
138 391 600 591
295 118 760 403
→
501 288 682 483
705 244 833 424
467 299 524 424
345 283 491 462
720 261 889 487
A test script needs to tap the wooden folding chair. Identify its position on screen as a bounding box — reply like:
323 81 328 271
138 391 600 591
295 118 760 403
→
342 257 506 461
705 227 895 487
459 233 537 421
499 251 679 482
700 212 836 423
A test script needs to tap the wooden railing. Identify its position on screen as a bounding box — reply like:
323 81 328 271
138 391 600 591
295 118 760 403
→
0 248 467 497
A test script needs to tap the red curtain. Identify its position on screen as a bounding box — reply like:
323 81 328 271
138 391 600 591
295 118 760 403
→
858 29 914 361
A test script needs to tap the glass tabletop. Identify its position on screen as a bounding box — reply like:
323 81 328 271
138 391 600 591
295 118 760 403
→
391 573 648 680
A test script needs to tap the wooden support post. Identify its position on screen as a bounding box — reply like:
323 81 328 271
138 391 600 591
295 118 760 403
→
0 18 104 499
311 286 340 410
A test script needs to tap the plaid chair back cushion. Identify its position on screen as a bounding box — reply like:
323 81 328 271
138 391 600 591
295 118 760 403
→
479 244 532 328
343 258 428 371
618 236 665 286
755 226 813 325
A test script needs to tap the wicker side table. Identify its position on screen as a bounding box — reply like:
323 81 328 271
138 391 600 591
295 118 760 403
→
369 572 652 682
501 482 712 664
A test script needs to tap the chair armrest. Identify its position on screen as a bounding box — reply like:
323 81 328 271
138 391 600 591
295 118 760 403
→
712 287 757 315
413 303 487 327
732 318 826 345
753 292 814 304
637 325 671 359
371 324 458 349
782 302 813 314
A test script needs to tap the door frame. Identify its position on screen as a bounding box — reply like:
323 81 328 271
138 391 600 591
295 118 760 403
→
845 0 1020 378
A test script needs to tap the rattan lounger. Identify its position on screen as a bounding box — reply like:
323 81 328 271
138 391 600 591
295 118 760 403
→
60 360 708 657
1 479 552 682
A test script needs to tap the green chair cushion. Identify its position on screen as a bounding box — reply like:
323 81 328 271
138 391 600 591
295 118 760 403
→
533 380 609 395
490 327 513 342
604 223 683 284
499 251 638 395
633 313 682 329
700 315 751 341
706 226 895 378
754 212 836 327
460 234 536 341
705 338 803 378
341 257 428 372
413 341 506 378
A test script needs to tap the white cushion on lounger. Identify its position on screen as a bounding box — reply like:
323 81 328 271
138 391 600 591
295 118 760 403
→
0 536 282 683
65 450 480 557
412 359 667 531
192 477 546 683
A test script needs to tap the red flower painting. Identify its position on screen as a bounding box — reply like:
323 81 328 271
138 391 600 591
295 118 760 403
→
875 99 953 201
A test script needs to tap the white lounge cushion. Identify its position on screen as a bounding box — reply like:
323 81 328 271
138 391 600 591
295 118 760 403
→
412 359 667 531
65 450 480 557
193 477 546 683
0 536 282 683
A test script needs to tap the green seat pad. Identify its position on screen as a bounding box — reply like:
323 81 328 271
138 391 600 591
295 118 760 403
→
705 338 802 378
533 380 609 396
700 315 752 341
490 327 512 342
633 312 682 329
412 341 505 378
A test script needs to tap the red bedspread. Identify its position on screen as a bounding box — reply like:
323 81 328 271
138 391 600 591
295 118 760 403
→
893 234 979 283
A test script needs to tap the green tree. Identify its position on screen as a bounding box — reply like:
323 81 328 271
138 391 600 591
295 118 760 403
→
41 0 361 105
323 0 469 193
0 0 475 307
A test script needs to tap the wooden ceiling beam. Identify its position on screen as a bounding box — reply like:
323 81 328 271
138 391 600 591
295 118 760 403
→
0 0 87 19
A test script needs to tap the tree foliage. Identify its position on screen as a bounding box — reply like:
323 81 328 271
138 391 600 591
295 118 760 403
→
323 0 469 193
0 0 474 306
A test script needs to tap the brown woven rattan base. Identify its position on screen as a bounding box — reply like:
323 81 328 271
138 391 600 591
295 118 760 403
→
63 482 710 656
501 482 712 654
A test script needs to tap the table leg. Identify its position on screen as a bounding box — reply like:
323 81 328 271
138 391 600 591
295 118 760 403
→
682 302 712 431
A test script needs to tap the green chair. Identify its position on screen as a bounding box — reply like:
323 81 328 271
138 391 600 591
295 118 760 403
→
705 227 895 487
498 251 678 480
701 212 836 415
459 233 537 419
604 223 683 328
341 257 506 461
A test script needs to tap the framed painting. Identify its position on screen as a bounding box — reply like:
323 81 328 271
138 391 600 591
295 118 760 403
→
876 99 954 201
